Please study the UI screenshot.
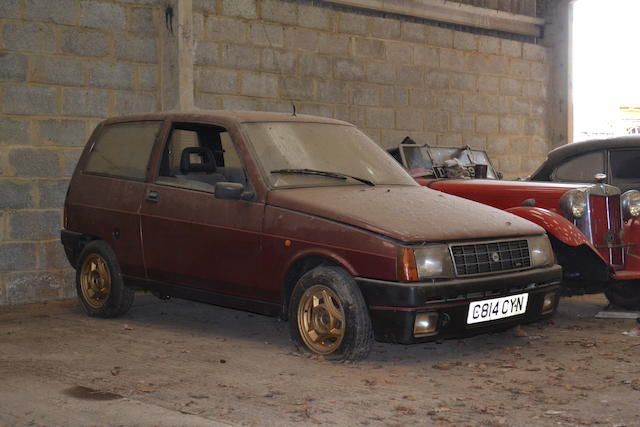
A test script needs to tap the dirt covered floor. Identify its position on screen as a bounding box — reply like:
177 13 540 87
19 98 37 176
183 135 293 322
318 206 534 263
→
1 293 639 427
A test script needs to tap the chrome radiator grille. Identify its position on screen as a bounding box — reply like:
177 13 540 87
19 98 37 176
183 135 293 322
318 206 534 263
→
451 240 530 276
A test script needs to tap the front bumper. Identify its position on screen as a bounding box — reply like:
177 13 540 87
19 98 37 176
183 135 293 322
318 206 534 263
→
356 265 562 344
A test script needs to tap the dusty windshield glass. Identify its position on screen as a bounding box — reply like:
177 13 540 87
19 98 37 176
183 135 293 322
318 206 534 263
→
242 122 416 188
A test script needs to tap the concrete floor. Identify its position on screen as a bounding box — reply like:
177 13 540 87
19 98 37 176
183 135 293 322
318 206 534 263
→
1 293 639 426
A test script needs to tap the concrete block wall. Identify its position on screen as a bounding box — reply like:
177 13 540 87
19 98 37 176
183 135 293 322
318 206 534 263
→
0 0 161 304
192 0 551 178
0 0 554 305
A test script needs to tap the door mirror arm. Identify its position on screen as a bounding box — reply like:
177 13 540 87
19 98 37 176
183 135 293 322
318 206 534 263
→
240 191 255 201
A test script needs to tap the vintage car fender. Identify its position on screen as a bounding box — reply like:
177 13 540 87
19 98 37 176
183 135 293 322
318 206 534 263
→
505 206 602 254
623 217 640 271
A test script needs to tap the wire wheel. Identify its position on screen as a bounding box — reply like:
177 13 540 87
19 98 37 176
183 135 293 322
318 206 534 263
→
297 285 346 354
79 253 112 309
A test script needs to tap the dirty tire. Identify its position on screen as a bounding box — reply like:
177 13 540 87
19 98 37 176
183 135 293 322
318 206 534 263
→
605 281 640 311
289 266 373 361
76 240 134 318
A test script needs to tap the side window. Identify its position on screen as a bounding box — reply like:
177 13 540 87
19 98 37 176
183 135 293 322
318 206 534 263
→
610 149 640 184
553 151 605 182
156 123 249 193
85 121 161 180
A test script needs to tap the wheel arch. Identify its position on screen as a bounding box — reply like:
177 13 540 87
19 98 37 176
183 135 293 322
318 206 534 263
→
280 251 355 320
62 231 99 269
546 234 611 293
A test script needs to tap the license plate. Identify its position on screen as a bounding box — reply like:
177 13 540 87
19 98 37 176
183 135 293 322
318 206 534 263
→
467 293 529 325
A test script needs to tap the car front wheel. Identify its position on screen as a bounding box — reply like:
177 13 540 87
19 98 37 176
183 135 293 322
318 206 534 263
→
76 240 135 318
605 280 640 311
289 266 373 361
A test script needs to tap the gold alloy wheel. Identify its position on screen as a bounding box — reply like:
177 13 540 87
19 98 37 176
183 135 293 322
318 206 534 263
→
297 285 345 354
79 254 112 309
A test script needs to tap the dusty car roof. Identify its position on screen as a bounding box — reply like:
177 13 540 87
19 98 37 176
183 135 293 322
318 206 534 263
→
547 136 640 162
101 110 351 126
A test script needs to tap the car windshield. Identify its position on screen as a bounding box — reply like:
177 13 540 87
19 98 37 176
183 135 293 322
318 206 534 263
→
241 122 417 188
399 144 498 179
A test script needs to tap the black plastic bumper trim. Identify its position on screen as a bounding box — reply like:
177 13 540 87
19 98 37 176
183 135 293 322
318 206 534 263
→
60 229 85 268
355 264 562 308
355 265 562 344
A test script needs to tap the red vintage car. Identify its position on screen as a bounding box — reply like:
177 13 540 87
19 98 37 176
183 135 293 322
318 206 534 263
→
390 139 640 310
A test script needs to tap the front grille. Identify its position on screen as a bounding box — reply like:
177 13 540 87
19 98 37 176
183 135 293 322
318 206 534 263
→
587 194 623 265
451 240 530 276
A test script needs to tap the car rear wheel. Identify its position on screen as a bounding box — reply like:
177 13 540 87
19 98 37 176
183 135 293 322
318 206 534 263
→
605 280 640 311
289 266 373 361
76 240 134 318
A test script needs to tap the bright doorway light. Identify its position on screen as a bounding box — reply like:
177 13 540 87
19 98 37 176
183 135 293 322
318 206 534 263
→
573 0 640 141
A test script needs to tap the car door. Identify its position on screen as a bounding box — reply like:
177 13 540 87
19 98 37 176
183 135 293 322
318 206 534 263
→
139 121 268 301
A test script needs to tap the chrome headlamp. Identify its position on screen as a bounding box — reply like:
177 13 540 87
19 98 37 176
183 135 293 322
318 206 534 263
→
622 190 640 220
528 234 554 268
559 189 587 219
413 245 455 280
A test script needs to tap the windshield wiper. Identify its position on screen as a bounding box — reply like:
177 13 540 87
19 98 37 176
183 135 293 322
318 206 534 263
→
270 168 375 186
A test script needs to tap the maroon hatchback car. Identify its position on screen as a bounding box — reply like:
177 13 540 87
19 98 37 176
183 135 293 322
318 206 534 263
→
61 111 562 360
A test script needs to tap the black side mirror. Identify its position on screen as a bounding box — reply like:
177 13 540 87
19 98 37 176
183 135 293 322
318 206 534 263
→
215 182 244 200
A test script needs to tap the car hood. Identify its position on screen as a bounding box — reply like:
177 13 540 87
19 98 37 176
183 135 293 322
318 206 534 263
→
423 178 591 212
266 185 544 243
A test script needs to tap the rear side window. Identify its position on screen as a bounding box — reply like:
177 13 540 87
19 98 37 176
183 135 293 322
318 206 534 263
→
84 121 161 180
553 151 604 182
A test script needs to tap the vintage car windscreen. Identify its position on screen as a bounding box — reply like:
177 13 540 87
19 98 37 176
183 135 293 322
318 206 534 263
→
400 145 498 179
242 122 416 188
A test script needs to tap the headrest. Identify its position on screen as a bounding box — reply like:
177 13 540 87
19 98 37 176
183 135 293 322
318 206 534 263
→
180 147 216 174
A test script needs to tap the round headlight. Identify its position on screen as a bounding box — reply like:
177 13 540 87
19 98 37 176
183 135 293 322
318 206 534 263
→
622 190 640 220
559 189 587 219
